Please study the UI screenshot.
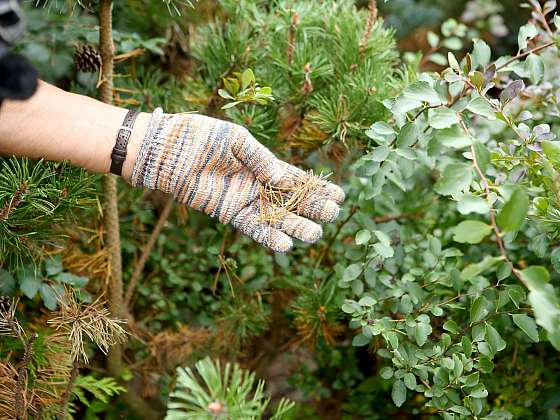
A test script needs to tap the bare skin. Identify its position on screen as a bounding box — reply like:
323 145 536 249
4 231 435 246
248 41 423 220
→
0 80 151 181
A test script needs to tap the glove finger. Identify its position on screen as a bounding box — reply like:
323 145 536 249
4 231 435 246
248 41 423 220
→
297 197 341 223
272 210 323 244
231 127 281 185
231 204 293 252
277 162 345 204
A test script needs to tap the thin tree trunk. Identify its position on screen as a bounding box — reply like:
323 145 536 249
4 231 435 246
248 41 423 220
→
98 0 124 377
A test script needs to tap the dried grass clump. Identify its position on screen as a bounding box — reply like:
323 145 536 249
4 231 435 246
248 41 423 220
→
0 361 19 419
258 170 330 224
47 288 127 363
147 325 211 371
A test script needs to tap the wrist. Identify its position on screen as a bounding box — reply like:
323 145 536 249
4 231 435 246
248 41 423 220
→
120 111 151 182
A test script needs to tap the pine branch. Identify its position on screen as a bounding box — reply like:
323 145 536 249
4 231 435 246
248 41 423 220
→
0 181 28 222
359 0 378 56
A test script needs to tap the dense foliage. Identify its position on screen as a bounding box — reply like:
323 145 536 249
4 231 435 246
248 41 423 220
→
1 0 559 419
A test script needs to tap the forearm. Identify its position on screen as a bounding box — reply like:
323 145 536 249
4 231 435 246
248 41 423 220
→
0 81 149 181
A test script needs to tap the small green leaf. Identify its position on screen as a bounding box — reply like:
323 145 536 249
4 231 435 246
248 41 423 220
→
443 320 459 334
473 141 490 172
241 68 255 90
496 262 512 281
470 296 489 324
497 188 529 232
45 257 63 276
430 108 460 129
457 195 490 215
369 121 395 136
19 267 41 299
380 366 394 379
392 379 407 407
469 384 488 398
541 140 560 163
472 39 491 68
467 97 495 120
396 123 418 148
39 283 58 311
218 89 234 100
462 336 473 357
462 372 479 387
434 163 473 196
415 322 432 346
55 272 89 288
525 54 544 83
436 125 471 149
373 242 394 258
0 269 15 295
404 373 417 390
221 101 242 110
518 23 538 51
469 71 486 90
355 230 371 245
365 145 390 162
453 221 492 244
486 324 506 352
551 248 560 274
448 52 460 71
358 296 376 306
512 314 539 342
404 81 441 104
343 264 362 282
352 333 371 347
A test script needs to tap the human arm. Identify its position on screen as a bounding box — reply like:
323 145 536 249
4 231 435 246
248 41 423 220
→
0 80 149 180
0 81 344 252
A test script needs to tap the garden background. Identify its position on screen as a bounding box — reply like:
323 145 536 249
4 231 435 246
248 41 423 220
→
1 0 560 418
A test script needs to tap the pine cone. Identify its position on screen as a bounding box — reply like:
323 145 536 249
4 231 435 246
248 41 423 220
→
73 44 101 73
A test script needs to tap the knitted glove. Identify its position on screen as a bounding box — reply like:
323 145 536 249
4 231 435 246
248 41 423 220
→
131 108 344 252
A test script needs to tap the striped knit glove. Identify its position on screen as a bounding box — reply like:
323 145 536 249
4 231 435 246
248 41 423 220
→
131 108 344 252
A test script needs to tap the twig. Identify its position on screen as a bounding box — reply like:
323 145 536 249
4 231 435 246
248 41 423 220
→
359 0 378 56
315 206 358 268
496 40 556 71
373 212 422 224
287 12 299 66
124 196 174 308
58 358 80 420
15 333 38 420
458 117 527 288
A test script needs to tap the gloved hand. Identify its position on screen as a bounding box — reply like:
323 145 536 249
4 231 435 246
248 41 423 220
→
131 108 344 252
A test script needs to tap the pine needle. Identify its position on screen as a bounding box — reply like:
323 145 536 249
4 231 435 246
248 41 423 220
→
258 170 330 224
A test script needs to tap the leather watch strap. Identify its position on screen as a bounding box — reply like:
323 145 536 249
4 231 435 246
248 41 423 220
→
110 109 139 176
